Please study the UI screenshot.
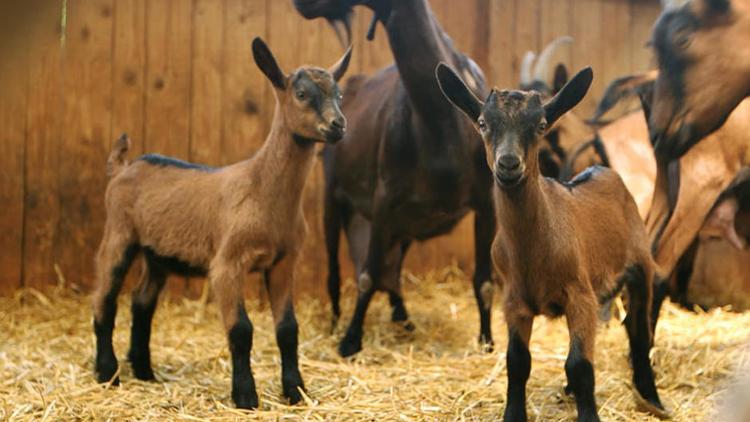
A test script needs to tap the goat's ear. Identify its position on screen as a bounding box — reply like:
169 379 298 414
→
252 37 286 89
435 62 483 121
329 44 353 82
638 81 656 140
552 63 568 95
703 0 730 15
544 67 592 126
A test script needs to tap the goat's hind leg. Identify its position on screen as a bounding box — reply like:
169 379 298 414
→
624 263 669 417
385 240 412 330
128 259 167 381
265 254 305 404
324 175 345 331
92 229 139 385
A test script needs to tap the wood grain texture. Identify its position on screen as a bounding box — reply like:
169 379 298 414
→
1 0 665 296
56 0 114 290
23 2 63 290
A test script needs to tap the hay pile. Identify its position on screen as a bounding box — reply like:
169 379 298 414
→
2 267 749 421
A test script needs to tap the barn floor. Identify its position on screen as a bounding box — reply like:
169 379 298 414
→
2 267 750 421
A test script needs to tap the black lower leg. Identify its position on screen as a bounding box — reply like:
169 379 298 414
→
472 273 493 347
276 305 305 404
503 330 531 422
388 291 408 322
565 338 600 422
127 271 165 381
339 286 375 357
473 204 495 347
94 244 138 385
228 306 258 409
625 267 664 410
650 278 669 336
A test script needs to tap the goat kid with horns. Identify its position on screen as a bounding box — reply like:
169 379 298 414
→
92 38 351 409
436 63 670 422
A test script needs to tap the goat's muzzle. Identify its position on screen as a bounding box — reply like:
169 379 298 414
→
321 119 346 143
494 155 525 188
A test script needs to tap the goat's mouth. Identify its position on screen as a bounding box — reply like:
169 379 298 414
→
494 170 525 188
322 126 345 143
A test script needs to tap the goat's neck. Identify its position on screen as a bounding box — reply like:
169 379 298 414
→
250 105 317 211
382 0 472 121
496 171 552 254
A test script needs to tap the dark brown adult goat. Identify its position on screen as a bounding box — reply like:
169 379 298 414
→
293 0 496 357
649 0 750 159
92 38 351 409
437 65 668 422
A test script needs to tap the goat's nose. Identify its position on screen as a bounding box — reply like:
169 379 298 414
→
497 155 521 171
330 117 345 130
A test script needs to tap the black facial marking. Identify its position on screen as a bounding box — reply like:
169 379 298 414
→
652 8 699 106
139 154 214 172
142 246 207 278
484 90 545 150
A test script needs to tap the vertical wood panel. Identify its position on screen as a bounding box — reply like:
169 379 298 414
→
513 0 541 87
540 0 573 72
144 0 193 157
571 0 604 114
488 0 516 88
23 3 62 290
0 10 29 294
221 0 267 164
630 0 660 73
57 0 114 289
111 0 146 155
191 0 224 165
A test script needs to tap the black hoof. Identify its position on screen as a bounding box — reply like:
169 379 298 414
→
283 374 306 405
128 351 156 381
633 389 672 419
479 335 494 352
96 357 120 385
400 320 416 332
339 334 363 358
564 384 573 395
233 388 259 410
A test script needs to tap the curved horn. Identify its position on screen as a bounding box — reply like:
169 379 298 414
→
520 51 536 86
533 36 573 83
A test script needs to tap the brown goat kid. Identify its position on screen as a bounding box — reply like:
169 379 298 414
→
437 65 668 422
92 38 352 409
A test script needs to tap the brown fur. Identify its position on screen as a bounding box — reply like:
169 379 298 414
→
437 65 667 420
650 0 750 158
91 38 351 409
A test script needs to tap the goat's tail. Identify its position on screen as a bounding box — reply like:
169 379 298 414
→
106 133 131 177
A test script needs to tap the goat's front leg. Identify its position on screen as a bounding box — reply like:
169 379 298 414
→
339 204 393 358
211 260 257 409
503 306 534 422
265 254 305 404
564 291 601 422
383 240 412 329
473 200 496 349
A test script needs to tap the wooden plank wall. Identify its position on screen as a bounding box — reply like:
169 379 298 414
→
0 0 661 297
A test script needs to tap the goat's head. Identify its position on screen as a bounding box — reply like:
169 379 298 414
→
649 0 750 160
293 0 392 45
437 63 593 189
252 37 351 144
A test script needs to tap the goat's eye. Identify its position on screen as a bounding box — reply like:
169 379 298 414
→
296 91 306 100
675 33 692 49
478 118 487 131
538 121 547 132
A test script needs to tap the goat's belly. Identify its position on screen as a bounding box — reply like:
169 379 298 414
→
392 200 470 239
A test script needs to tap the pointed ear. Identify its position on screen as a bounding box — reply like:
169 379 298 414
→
704 0 730 15
329 45 353 82
544 67 593 126
252 37 286 89
435 62 483 121
552 64 568 95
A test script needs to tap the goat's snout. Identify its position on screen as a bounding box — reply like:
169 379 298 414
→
494 154 525 188
321 115 346 143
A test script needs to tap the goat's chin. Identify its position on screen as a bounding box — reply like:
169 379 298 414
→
494 171 525 189
321 129 345 144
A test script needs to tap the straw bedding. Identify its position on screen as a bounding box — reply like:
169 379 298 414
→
2 266 749 421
